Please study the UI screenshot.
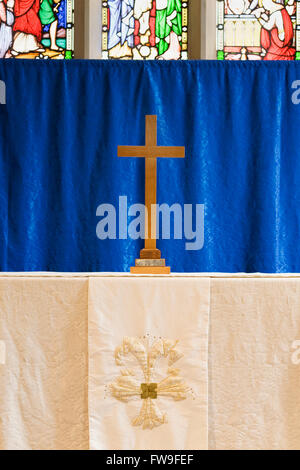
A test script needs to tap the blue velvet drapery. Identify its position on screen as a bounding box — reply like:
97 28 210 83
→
0 60 300 272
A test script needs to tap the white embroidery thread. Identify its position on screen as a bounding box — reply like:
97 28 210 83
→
109 334 190 430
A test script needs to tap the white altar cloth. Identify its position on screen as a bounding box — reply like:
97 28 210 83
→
0 273 299 450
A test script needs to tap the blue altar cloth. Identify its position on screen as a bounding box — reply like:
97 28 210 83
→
0 59 300 273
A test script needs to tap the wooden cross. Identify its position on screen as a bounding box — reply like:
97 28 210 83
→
118 115 185 274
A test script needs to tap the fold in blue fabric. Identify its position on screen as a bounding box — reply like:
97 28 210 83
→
0 59 300 273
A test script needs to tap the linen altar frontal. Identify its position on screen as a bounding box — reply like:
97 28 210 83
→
0 274 300 450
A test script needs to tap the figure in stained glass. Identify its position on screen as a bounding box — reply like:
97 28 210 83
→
102 0 188 60
253 0 295 60
39 0 64 52
107 0 135 58
12 0 43 56
217 0 299 60
156 0 182 59
0 0 14 58
0 0 73 59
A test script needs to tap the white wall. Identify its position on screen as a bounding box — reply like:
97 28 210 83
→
201 0 217 59
86 0 102 59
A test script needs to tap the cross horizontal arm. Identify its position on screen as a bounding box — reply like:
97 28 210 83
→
118 146 185 158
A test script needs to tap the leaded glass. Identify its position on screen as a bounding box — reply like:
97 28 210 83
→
217 0 300 60
102 0 188 60
0 0 74 59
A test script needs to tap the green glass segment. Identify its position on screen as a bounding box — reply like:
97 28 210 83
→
217 50 225 60
156 0 182 56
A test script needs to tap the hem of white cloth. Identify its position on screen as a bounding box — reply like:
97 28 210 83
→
0 272 300 278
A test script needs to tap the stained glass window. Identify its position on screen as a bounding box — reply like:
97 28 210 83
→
102 0 189 60
0 0 74 59
216 0 300 60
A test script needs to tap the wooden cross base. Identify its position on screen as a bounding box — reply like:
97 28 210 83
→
131 264 171 274
130 249 170 274
131 267 171 274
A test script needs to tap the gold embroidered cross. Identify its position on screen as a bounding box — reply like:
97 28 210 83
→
141 383 158 400
109 335 190 429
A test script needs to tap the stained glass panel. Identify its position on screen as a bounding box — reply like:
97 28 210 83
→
216 0 300 60
0 0 74 59
102 0 188 60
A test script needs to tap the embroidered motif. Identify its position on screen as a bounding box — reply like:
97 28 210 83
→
109 334 190 430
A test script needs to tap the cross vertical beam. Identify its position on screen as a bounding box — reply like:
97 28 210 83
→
144 115 158 256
